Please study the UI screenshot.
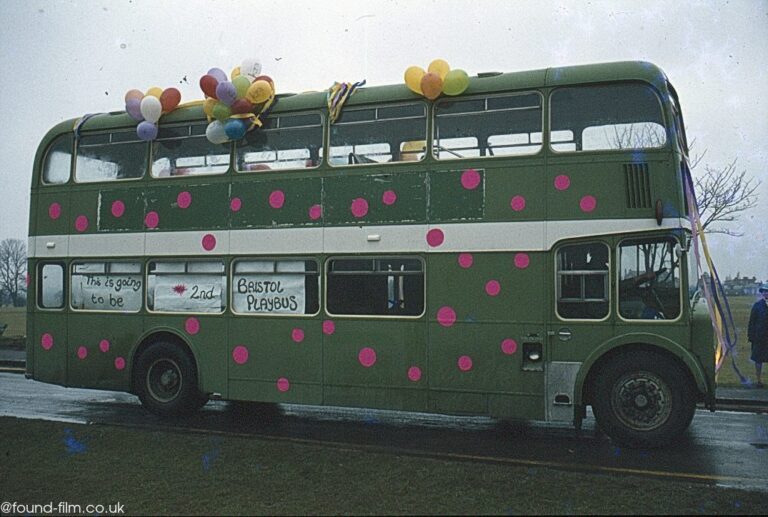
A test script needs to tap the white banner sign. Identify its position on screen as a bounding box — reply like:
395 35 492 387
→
154 275 223 312
71 274 143 311
233 274 306 314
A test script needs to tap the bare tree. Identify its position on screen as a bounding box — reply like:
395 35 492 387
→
691 159 760 237
0 238 26 307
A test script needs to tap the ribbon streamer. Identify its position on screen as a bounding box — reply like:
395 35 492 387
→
327 80 366 124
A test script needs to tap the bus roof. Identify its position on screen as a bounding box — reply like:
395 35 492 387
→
49 60 670 136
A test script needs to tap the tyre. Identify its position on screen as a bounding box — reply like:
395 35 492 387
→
135 341 208 417
591 350 696 448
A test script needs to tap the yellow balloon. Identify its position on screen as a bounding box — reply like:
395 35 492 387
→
246 80 273 104
231 66 241 80
404 66 425 95
203 97 217 117
428 59 450 80
145 86 163 99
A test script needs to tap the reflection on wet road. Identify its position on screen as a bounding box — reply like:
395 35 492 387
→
2 372 767 492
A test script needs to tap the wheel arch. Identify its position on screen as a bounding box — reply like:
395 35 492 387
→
129 328 201 394
575 333 708 410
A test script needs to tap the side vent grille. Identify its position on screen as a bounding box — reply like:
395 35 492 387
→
624 163 652 209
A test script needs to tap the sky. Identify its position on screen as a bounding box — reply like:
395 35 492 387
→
0 0 766 280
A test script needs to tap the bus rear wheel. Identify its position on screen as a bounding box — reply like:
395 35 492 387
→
135 342 207 417
591 351 695 448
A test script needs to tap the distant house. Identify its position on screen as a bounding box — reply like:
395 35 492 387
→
722 273 760 296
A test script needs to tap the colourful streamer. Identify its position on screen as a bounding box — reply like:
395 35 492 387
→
327 80 366 123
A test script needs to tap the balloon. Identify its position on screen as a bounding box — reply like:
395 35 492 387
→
200 74 219 98
231 98 254 114
140 95 162 123
212 102 232 121
224 119 248 140
203 97 217 117
216 81 237 106
232 75 251 99
246 80 272 104
205 120 229 144
125 98 143 121
160 88 181 112
241 58 262 79
428 59 451 80
230 66 241 80
145 86 163 99
253 75 274 87
136 121 158 141
125 89 143 103
420 72 443 100
442 69 470 96
207 67 228 83
404 66 425 95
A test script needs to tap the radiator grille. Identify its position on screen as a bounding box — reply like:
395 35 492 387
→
624 163 652 209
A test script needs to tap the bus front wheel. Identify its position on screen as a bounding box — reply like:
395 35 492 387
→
135 342 208 417
591 351 695 448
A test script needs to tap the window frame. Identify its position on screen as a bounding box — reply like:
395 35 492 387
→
37 262 66 311
150 123 232 179
554 241 611 322
69 260 144 314
41 133 74 186
73 130 148 183
145 259 228 315
324 255 426 319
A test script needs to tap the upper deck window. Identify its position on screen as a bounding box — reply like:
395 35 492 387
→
236 112 323 172
325 102 427 166
42 134 73 185
550 83 667 152
151 124 230 178
75 131 146 182
434 93 543 160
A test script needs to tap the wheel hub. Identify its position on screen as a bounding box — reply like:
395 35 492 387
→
611 372 672 431
147 358 183 403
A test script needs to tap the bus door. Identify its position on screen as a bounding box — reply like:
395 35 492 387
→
546 240 614 423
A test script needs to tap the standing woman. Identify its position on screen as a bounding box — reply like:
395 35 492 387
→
748 283 768 388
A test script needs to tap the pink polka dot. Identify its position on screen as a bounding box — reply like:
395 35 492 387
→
461 169 481 190
554 174 571 191
437 306 457 327
276 377 290 392
185 317 200 335
382 190 397 205
145 211 159 229
230 197 242 212
514 253 530 269
25 272 30 288
407 366 422 382
458 355 473 371
358 347 377 368
99 339 110 353
269 190 285 209
202 234 216 251
458 253 473 269
177 191 192 209
501 338 518 355
309 204 322 220
111 200 125 218
485 280 501 296
48 202 62 220
41 333 54 350
580 195 597 213
510 195 526 212
291 328 305 343
75 215 89 232
232 345 249 365
114 357 126 370
426 228 444 247
77 346 88 360
322 320 335 335
351 197 369 218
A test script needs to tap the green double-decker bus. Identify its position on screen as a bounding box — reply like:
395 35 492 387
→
26 61 715 447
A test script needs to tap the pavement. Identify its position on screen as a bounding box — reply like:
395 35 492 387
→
2 345 766 403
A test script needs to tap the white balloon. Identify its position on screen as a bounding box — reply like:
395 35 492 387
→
241 58 262 79
205 120 229 144
139 96 162 124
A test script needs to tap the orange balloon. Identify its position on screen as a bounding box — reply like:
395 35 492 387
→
420 72 443 100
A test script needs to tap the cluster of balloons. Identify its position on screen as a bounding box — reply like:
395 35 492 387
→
200 58 276 144
404 59 470 100
125 87 182 141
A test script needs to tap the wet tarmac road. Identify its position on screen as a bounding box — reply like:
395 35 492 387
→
2 372 767 492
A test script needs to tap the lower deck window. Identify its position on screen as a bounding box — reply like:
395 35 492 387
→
38 263 64 309
619 238 681 320
71 262 142 312
233 259 319 315
147 261 226 313
556 243 609 319
327 257 424 316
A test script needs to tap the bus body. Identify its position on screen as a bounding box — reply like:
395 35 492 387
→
27 61 714 447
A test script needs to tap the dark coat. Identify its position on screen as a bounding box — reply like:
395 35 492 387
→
748 299 768 362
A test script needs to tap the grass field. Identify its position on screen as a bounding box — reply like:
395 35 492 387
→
0 307 25 338
1 416 765 515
